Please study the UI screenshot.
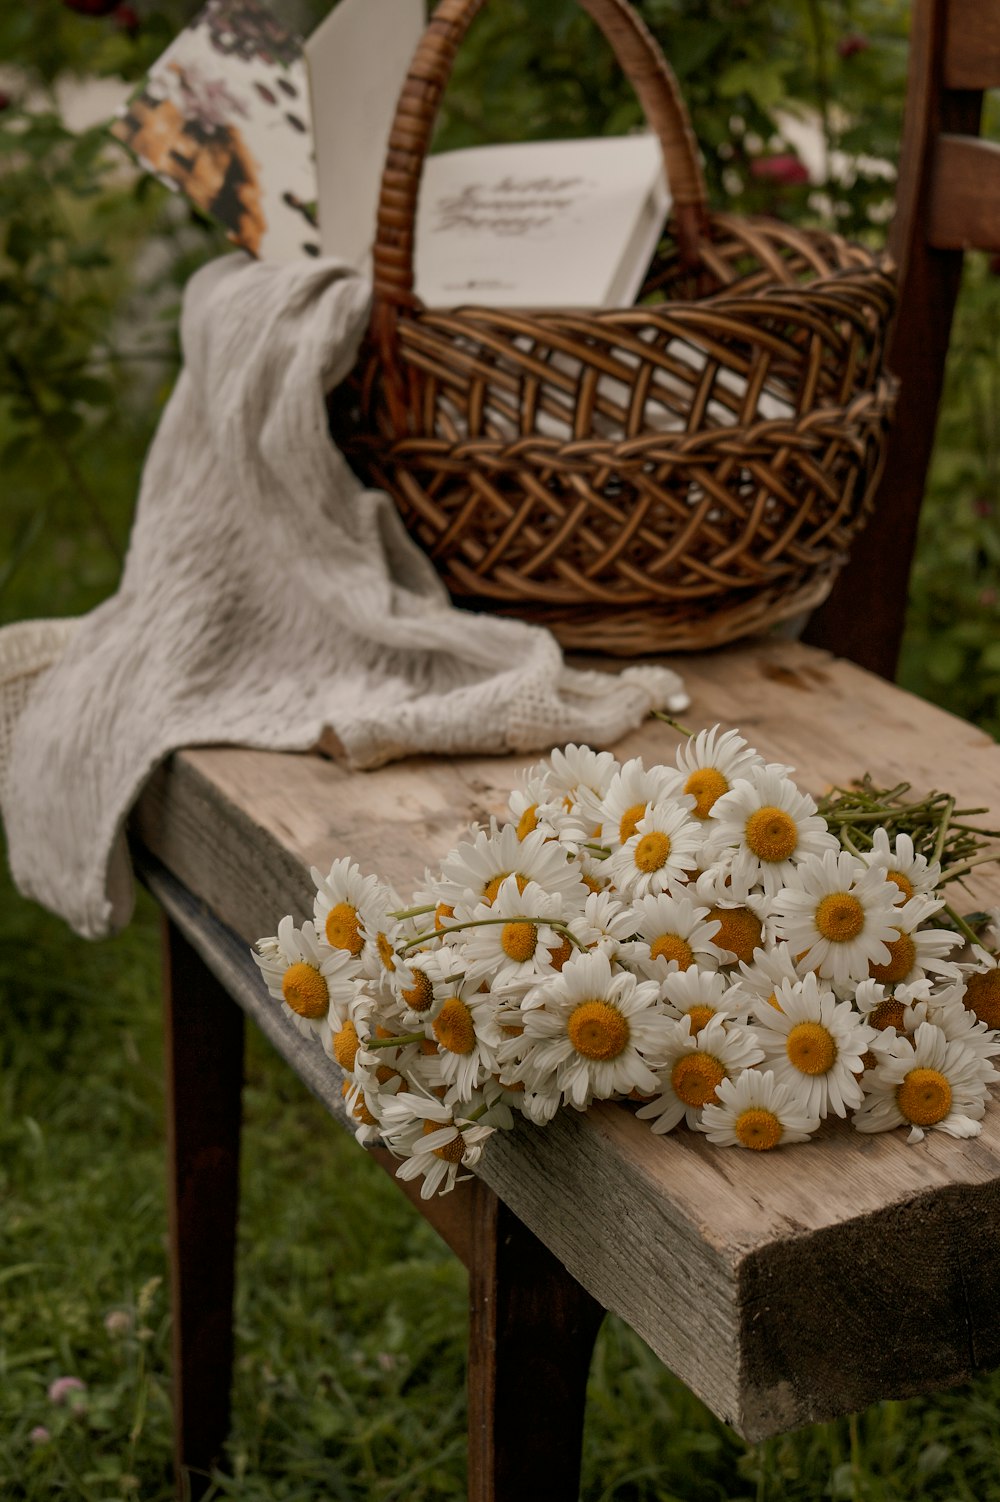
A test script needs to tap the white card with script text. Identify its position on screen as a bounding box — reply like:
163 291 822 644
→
306 0 426 269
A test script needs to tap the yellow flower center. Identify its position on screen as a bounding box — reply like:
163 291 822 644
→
650 933 695 969
376 931 397 972
400 970 435 1013
766 991 782 1011
619 802 647 843
868 932 916 985
325 901 363 955
516 804 539 840
886 868 914 901
634 832 671 873
869 997 905 1032
281 962 329 1019
482 872 529 904
333 1019 360 1071
814 892 865 943
735 1107 783 1150
501 921 538 963
710 906 763 965
684 1004 716 1036
342 1079 378 1126
567 1000 630 1061
422 1118 465 1162
548 936 573 972
670 1052 726 1108
896 1067 952 1127
684 767 729 819
434 903 454 931
963 968 1000 1029
744 806 798 864
432 997 476 1055
785 1020 836 1075
375 1064 402 1086
582 873 603 895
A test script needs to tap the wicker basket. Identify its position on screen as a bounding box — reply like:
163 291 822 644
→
328 0 898 655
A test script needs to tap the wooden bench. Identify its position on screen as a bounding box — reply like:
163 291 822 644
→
133 637 1000 1499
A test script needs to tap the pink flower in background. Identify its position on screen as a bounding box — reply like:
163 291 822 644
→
29 1426 52 1446
837 33 870 59
47 1376 86 1405
750 154 810 186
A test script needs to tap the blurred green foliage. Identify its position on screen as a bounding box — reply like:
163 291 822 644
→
0 0 996 733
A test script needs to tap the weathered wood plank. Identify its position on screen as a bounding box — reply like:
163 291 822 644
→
944 0 1000 90
132 637 1000 1438
929 136 1000 252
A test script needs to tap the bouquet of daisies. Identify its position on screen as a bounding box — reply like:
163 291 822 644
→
253 726 1000 1198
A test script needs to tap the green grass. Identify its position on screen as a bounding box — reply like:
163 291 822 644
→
5 863 1000 1500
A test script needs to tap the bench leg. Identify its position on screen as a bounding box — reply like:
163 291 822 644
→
467 1180 605 1502
162 916 245 1502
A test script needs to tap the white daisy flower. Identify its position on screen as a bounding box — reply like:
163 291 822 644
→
854 1021 990 1142
384 1095 494 1199
899 986 1000 1084
387 946 453 1028
700 1068 821 1150
340 1074 387 1146
515 949 669 1109
861 827 942 903
507 771 587 847
753 973 876 1118
706 768 838 898
729 942 803 1020
660 967 747 1035
437 822 588 913
544 743 620 830
674 725 766 821
770 849 901 988
607 801 701 899
425 978 500 1100
955 948 1000 1031
459 877 572 993
853 976 935 1036
252 916 359 1046
692 869 773 967
636 1014 765 1133
598 757 684 850
580 889 639 956
866 894 962 988
311 856 385 959
628 893 724 979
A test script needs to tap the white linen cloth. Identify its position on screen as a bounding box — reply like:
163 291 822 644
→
0 254 687 940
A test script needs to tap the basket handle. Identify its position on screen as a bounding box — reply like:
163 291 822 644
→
371 0 710 320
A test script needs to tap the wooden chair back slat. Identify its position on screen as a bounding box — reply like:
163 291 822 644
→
943 0 1000 89
804 0 992 678
928 136 1000 250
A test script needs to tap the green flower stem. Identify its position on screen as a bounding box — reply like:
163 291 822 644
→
838 825 862 858
390 904 436 920
931 796 955 866
943 904 982 950
649 709 695 737
939 851 1000 885
398 915 584 954
459 1103 491 1128
583 842 612 858
366 1032 425 1050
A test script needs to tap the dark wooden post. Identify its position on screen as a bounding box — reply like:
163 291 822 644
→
466 1180 605 1502
162 917 245 1502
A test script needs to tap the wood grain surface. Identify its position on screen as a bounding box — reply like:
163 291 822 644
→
133 638 1000 1439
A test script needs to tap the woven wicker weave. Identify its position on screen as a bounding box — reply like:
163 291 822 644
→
329 0 898 654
